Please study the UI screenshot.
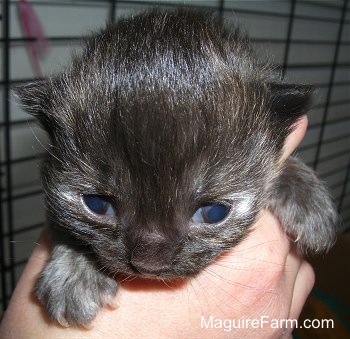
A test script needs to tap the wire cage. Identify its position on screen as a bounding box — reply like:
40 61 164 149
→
1 0 349 312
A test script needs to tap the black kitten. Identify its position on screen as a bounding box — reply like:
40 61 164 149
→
15 9 338 327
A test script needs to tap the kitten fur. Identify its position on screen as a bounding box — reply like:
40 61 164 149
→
15 8 338 327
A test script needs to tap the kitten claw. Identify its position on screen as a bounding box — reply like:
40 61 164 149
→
107 299 119 309
56 316 69 328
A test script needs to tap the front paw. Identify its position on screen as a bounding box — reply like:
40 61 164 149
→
268 157 338 254
35 245 117 327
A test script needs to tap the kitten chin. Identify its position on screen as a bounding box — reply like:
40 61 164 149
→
15 8 338 327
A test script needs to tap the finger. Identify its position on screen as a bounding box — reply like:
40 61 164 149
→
289 258 315 320
281 115 308 162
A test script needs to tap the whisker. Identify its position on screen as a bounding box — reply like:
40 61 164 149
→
118 275 136 283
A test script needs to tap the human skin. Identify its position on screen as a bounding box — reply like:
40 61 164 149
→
0 116 315 338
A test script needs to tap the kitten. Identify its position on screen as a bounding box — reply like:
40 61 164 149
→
15 8 338 327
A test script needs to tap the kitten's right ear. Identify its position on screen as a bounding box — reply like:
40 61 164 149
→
13 79 56 132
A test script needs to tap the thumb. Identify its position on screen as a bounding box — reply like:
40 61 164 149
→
281 115 308 162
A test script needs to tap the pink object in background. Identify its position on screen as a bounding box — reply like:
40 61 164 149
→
18 0 49 77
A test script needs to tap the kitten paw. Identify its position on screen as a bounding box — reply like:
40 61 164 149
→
35 244 117 327
268 157 338 254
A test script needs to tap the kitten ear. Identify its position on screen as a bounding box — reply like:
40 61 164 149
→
268 83 312 128
13 79 57 132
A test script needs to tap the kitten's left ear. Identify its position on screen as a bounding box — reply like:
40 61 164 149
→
269 83 312 128
268 83 312 161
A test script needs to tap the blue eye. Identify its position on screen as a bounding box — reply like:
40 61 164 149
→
83 195 116 216
192 204 230 224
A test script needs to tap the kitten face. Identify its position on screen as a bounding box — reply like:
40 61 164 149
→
16 9 310 278
40 86 271 277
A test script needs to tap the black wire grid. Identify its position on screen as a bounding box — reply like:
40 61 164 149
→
1 0 349 311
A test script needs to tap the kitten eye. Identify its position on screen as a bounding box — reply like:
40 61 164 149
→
192 204 230 224
83 195 116 216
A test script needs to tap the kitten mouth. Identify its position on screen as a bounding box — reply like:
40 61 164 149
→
117 273 188 291
129 262 173 278
136 272 169 280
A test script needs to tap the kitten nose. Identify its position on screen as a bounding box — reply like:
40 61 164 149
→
129 233 178 276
